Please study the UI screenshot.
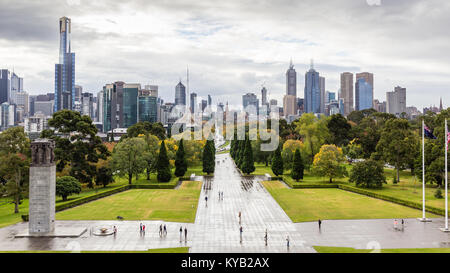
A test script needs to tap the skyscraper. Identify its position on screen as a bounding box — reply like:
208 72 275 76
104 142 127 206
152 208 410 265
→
207 94 212 106
81 92 94 118
54 17 76 112
261 86 268 106
356 72 374 108
138 88 158 123
175 81 186 106
304 63 321 114
190 93 197 113
319 76 325 113
386 86 406 116
286 59 297 97
0 69 11 104
355 78 373 111
283 95 297 117
340 72 353 116
242 93 259 114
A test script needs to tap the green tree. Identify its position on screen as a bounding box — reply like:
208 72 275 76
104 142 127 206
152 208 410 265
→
349 159 386 188
156 140 172 182
291 149 304 181
126 121 166 140
142 133 160 180
295 113 330 165
271 145 284 176
0 127 30 213
95 166 114 187
111 137 147 184
327 114 351 146
344 139 363 163
312 144 347 183
241 138 255 175
56 176 81 201
175 139 188 177
42 110 109 187
203 140 215 174
375 118 418 184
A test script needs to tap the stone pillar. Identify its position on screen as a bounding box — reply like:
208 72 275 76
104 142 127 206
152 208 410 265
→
29 139 56 235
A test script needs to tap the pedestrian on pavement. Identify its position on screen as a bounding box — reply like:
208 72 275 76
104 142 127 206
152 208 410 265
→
164 224 167 236
239 211 241 224
286 235 290 249
264 229 268 246
240 226 243 243
205 196 208 207
179 226 183 242
221 191 224 200
140 223 143 236
113 226 117 236
159 224 162 237
184 226 188 242
318 219 322 230
401 219 405 230
142 224 146 236
394 219 398 230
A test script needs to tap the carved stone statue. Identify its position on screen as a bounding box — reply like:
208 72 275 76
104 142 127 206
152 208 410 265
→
31 139 55 166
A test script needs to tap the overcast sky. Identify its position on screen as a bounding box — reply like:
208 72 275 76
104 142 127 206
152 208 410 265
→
1 0 449 110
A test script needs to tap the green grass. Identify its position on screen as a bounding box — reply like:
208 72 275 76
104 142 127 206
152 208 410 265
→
313 246 450 253
56 181 202 222
0 247 190 253
261 180 437 222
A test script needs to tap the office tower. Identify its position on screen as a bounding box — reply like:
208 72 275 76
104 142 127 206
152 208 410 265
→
340 72 353 116
144 85 158 97
0 102 16 130
440 97 443 112
81 92 94 118
75 85 82 102
96 91 103 123
103 81 124 132
261 86 268 106
138 88 158 123
286 59 297 97
0 69 11 104
175 81 186 106
208 94 212 106
339 98 345 116
34 101 54 116
319 76 325 113
24 113 50 139
283 95 297 117
297 98 304 113
373 99 386 113
270 99 277 106
355 78 373 111
356 72 373 108
304 63 320 114
325 91 336 104
386 86 406 116
122 84 139 128
29 95 36 116
200 100 207 112
190 93 197 113
242 93 259 113
54 17 76 112
217 102 224 112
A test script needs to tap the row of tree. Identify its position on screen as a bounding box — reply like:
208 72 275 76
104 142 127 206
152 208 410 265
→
230 135 255 175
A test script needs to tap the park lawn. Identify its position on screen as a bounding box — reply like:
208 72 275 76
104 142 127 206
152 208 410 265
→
252 163 276 176
313 246 450 253
261 180 437 222
56 181 202 222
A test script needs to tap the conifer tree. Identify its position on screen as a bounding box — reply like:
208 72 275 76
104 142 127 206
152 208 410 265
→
174 139 188 177
271 145 284 177
291 148 304 181
156 140 172 182
241 138 255 174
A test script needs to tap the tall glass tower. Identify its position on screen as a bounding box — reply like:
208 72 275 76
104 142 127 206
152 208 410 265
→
54 16 75 112
286 59 297 97
304 63 321 114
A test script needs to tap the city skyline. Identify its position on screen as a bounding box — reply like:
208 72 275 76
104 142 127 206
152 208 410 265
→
0 0 449 110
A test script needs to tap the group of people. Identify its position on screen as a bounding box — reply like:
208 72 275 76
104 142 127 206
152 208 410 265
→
179 226 188 242
139 223 146 236
394 219 405 230
159 224 168 237
218 191 224 201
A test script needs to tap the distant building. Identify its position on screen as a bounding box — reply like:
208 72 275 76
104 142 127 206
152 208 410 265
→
355 78 373 111
208 94 212 106
81 92 94 118
373 99 386 113
325 91 336 104
34 100 54 116
201 100 207 112
283 95 297 117
304 63 320 114
261 87 268 106
54 17 76 112
175 81 186 106
24 112 50 139
356 72 373 108
190 93 197 113
242 93 259 114
340 72 353 116
319 76 325 113
138 88 158 123
286 59 297 97
0 69 11 104
386 86 406 116
0 102 15 130
97 91 104 123
75 85 82 103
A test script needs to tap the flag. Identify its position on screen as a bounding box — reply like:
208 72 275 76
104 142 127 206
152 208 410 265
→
447 131 450 150
424 125 436 139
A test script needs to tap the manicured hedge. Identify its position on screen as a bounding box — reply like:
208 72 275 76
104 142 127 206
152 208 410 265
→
293 184 339 189
338 184 445 216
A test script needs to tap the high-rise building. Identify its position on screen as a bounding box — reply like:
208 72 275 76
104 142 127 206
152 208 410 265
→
270 99 277 106
386 86 406 116
304 64 320 114
286 59 297 97
355 72 373 108
201 100 207 112
319 76 325 113
75 85 82 103
325 91 336 104
138 88 158 123
103 81 124 132
190 93 197 113
175 81 186 106
34 100 54 116
54 17 76 112
373 99 386 113
122 84 140 128
96 91 104 123
340 72 353 116
283 95 297 117
81 92 94 118
242 93 259 114
0 69 11 104
0 102 16 130
261 86 268 106
208 94 212 106
355 78 373 111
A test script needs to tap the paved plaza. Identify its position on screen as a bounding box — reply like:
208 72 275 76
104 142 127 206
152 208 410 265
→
1 153 450 252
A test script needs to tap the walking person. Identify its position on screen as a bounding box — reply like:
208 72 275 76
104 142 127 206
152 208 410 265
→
286 235 290 249
142 224 146 236
113 226 117 236
318 219 322 230
401 219 405 230
205 196 208 207
240 226 243 243
239 211 241 224
140 222 143 236
164 224 167 236
264 229 268 246
394 219 398 230
179 226 183 242
159 224 162 237
184 226 188 242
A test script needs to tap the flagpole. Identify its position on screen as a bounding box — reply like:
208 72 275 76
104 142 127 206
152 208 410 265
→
441 119 449 231
419 119 431 221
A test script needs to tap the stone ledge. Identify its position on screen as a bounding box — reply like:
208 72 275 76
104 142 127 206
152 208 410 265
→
14 227 87 238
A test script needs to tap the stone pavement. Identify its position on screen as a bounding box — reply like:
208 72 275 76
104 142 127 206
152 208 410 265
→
1 152 450 252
